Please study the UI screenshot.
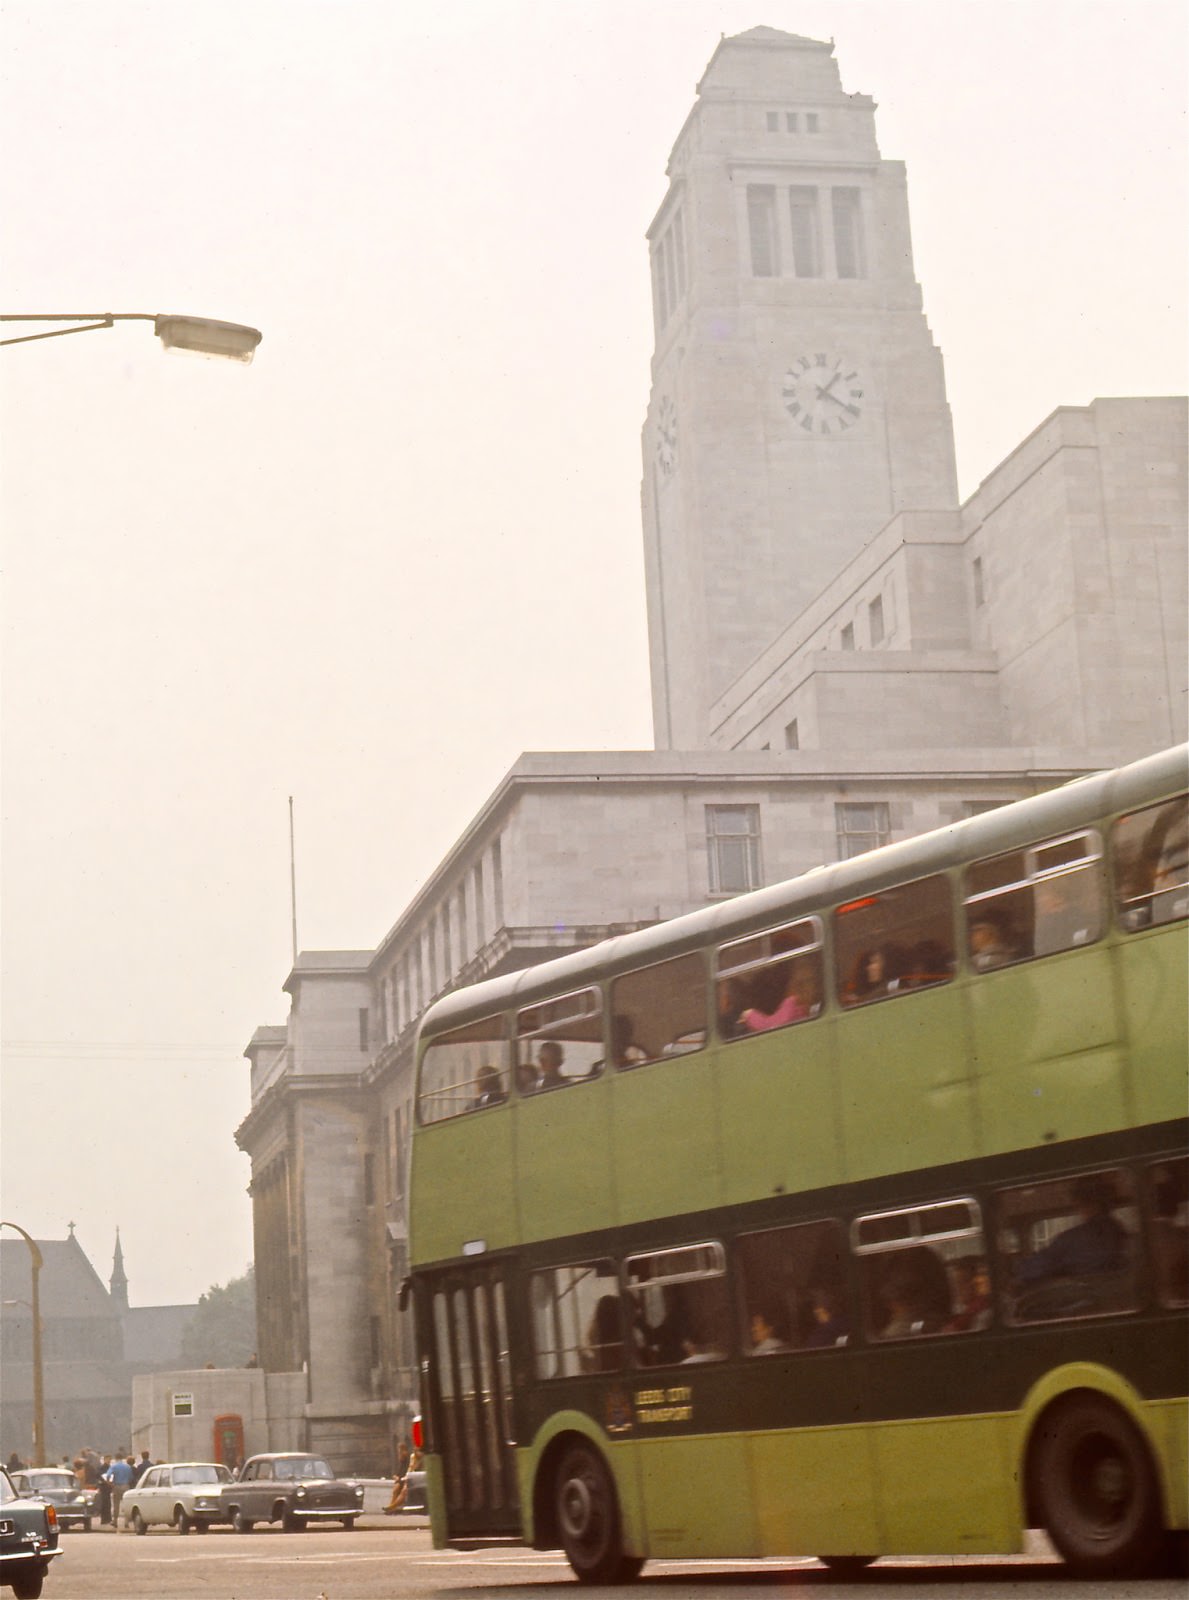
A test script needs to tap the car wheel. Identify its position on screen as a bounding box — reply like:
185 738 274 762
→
83 1518 92 1532
555 1442 642 1585
341 1516 356 1530
195 1519 210 1534
281 1508 305 1532
10 1562 45 1600
1031 1394 1163 1576
131 1509 148 1537
232 1510 254 1534
176 1507 192 1535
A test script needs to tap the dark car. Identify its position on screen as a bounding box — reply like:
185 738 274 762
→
0 1466 62 1599
10 1470 94 1532
222 1453 364 1533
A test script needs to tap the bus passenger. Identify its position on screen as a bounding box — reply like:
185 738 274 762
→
716 977 747 1039
805 1286 849 1347
969 915 1015 972
1015 1174 1129 1283
1032 872 1098 956
945 1257 992 1331
610 1014 648 1067
471 1065 506 1109
581 1296 624 1372
741 965 808 1032
749 1302 791 1354
846 947 895 1003
520 1040 566 1091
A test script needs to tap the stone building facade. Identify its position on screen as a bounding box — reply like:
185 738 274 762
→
233 27 1186 1473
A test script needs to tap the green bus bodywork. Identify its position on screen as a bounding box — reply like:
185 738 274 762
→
409 745 1188 1578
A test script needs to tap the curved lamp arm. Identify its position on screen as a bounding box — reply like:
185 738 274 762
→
1 313 262 361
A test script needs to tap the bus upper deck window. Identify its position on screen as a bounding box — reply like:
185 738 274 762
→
1113 796 1188 931
515 988 603 1093
609 952 706 1069
716 917 823 1040
965 831 1103 970
417 1016 508 1124
834 875 953 1007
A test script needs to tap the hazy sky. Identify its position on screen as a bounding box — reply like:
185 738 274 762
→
1 0 1185 1308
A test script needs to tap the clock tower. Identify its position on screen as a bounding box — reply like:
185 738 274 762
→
642 28 959 748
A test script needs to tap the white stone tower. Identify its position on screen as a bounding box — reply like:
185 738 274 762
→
642 28 960 749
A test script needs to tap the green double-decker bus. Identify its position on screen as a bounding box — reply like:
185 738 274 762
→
408 745 1187 1581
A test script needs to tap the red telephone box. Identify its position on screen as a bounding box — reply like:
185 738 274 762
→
213 1414 244 1471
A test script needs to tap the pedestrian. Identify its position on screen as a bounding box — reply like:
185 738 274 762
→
96 1455 114 1524
103 1453 134 1528
130 1450 152 1486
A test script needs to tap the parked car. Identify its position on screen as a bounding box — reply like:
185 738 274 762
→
8 1470 93 1532
0 1466 62 1599
223 1453 364 1532
120 1462 232 1535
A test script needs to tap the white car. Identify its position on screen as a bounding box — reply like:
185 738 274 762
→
121 1462 233 1535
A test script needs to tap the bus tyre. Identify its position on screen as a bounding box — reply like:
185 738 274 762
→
555 1443 642 1585
1032 1394 1163 1576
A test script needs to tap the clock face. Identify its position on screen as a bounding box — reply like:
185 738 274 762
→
781 354 864 434
656 395 678 475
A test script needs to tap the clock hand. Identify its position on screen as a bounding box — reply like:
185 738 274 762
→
814 370 843 400
819 387 856 409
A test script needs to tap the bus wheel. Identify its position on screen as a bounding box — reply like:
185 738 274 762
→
818 1555 875 1577
555 1443 641 1584
1031 1394 1163 1576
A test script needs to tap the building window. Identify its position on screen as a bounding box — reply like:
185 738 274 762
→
961 800 1008 818
363 1153 375 1207
785 111 798 132
707 805 762 895
473 861 486 947
832 187 866 278
492 836 504 926
806 111 819 133
766 110 779 131
651 208 687 332
788 186 821 278
972 555 985 607
369 1316 382 1368
784 718 799 750
358 1007 369 1051
456 881 468 964
747 185 780 278
835 801 890 860
869 594 885 645
840 622 855 651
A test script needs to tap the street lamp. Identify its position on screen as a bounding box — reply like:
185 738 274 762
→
0 1223 45 1466
0 313 262 362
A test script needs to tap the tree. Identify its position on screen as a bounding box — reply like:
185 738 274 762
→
180 1266 258 1369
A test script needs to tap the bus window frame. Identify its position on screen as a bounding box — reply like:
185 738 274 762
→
715 915 824 1041
515 985 604 1091
417 1013 510 1125
607 949 709 1070
963 828 1104 972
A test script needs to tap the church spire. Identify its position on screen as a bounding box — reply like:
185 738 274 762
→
109 1228 129 1309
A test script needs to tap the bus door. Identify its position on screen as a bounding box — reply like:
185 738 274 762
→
422 1260 521 1538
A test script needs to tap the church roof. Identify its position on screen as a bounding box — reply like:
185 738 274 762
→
0 1235 119 1319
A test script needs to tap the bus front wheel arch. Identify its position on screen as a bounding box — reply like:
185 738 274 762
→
551 1440 643 1585
1027 1391 1164 1577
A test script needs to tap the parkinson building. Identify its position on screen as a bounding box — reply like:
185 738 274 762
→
234 28 1187 1472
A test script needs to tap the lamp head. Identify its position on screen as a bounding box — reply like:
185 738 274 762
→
153 315 262 363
